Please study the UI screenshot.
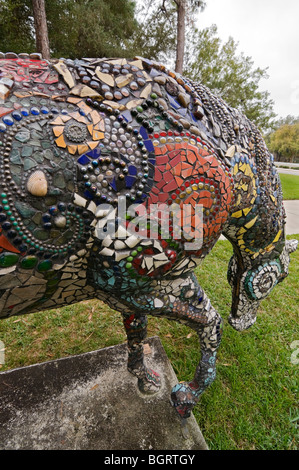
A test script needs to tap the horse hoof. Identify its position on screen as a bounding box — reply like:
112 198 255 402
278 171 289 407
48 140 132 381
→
137 367 161 394
171 382 197 419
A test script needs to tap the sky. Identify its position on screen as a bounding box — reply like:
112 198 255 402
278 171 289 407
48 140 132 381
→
197 0 299 119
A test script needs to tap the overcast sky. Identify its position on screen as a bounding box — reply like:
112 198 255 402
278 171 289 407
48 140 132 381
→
197 0 299 119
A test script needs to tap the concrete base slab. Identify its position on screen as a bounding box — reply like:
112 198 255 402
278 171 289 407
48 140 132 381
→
0 336 208 450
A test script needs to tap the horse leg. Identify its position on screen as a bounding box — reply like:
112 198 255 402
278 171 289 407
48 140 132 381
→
122 274 223 418
170 303 223 418
122 312 161 393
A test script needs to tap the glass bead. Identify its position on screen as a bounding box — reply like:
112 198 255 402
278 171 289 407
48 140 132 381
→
3 116 14 126
30 107 40 115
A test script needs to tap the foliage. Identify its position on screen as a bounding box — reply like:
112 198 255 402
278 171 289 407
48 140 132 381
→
0 0 138 59
268 122 299 163
184 25 277 132
0 236 298 450
131 0 177 63
271 115 299 131
280 174 299 200
134 0 206 66
0 0 35 53
45 0 138 59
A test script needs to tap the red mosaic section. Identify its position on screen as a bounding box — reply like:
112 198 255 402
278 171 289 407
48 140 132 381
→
146 141 233 252
0 58 58 83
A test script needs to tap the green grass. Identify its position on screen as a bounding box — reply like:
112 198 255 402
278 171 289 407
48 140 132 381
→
0 236 298 450
280 174 299 200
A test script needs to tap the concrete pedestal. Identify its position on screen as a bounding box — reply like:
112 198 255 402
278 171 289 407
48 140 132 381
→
0 336 208 450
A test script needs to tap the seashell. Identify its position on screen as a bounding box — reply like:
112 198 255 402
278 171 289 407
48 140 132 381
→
54 215 67 228
27 171 48 197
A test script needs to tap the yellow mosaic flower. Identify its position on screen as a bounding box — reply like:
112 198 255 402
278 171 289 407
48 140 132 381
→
50 102 105 155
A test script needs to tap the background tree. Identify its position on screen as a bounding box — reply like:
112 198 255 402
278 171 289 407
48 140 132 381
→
267 122 299 163
269 115 299 131
147 0 206 73
184 25 277 132
32 0 50 59
173 0 206 74
132 0 177 63
0 0 138 59
0 0 34 53
45 0 138 59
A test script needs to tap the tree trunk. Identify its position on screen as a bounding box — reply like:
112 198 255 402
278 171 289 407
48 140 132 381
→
175 0 186 74
32 0 50 59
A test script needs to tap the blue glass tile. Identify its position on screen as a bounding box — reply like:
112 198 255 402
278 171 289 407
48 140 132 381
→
86 147 101 159
109 177 118 191
0 123 6 132
84 190 93 199
41 106 49 114
139 126 149 140
125 175 136 188
167 94 180 109
128 165 137 176
144 140 154 152
77 154 90 165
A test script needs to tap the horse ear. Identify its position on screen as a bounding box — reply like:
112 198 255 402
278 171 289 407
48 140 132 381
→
286 239 298 254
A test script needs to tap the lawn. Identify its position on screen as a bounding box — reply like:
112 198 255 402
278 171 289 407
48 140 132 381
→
0 235 298 450
280 174 299 200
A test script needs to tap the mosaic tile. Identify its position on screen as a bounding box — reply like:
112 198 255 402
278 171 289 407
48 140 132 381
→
0 52 297 420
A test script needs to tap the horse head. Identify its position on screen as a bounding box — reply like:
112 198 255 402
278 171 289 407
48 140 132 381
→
227 239 298 331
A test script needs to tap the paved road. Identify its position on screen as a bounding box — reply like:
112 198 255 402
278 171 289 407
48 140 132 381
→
277 168 299 176
283 200 299 235
275 165 299 233
275 162 299 168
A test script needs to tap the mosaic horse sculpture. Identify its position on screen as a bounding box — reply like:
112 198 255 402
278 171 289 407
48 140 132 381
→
0 52 297 419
